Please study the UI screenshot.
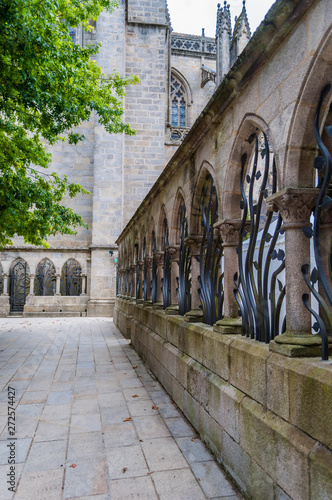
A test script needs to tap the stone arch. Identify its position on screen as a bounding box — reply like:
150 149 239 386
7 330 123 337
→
147 216 156 255
157 205 167 251
60 258 82 296
222 114 278 220
190 160 220 236
170 187 187 246
284 25 332 187
9 258 30 312
34 258 56 296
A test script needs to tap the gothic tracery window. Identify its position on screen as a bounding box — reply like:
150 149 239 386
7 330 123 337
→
34 259 56 296
60 259 82 296
171 74 187 128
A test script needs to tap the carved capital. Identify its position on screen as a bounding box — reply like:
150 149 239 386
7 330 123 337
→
131 264 136 273
145 256 153 269
3 273 8 279
153 252 164 266
137 260 144 271
215 219 243 247
167 245 180 261
184 236 201 256
267 188 319 229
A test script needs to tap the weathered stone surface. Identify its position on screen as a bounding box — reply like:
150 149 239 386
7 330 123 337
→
229 338 270 405
240 398 315 500
309 444 332 500
288 359 332 449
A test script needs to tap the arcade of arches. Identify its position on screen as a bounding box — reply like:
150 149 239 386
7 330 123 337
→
115 1 332 499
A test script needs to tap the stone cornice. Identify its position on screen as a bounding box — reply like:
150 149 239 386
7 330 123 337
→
116 0 316 245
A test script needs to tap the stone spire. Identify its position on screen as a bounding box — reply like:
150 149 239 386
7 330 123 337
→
230 0 251 66
216 1 232 85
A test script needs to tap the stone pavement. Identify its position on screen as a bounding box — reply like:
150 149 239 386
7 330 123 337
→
0 317 243 500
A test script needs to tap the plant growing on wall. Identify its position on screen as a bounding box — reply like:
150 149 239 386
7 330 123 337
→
0 0 138 247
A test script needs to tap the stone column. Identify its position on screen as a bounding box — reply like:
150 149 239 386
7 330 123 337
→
137 261 144 302
214 220 243 334
267 188 321 356
144 257 153 303
55 273 61 296
154 252 164 307
29 274 35 296
81 274 87 295
2 274 9 296
184 236 203 322
166 246 180 314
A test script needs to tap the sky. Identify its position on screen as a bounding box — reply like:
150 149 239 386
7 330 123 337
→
166 0 276 38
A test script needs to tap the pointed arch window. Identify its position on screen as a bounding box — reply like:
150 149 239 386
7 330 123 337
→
171 75 187 128
34 259 56 296
60 259 82 296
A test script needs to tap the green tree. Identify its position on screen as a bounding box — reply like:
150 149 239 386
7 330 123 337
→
0 0 137 247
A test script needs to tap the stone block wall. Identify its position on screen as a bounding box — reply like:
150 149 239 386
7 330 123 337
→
115 298 332 500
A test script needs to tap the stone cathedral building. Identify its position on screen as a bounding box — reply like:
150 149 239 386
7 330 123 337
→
0 0 251 317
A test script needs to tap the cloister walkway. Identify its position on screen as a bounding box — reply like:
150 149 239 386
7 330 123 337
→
0 317 242 500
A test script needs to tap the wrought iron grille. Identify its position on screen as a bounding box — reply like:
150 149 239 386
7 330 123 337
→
162 218 171 309
60 259 82 296
176 203 191 315
0 266 3 295
10 260 29 312
135 243 140 299
130 267 133 297
151 231 158 304
234 132 286 342
143 237 148 301
34 259 56 296
116 264 119 296
197 175 224 325
302 84 332 360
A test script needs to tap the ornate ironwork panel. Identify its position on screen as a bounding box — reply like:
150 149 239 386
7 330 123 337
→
10 260 29 312
302 84 332 360
34 259 56 296
176 203 191 315
116 264 119 296
197 175 224 325
0 266 3 295
234 132 286 342
60 259 82 296
135 243 140 299
130 267 133 297
143 237 148 301
151 231 158 304
162 218 171 309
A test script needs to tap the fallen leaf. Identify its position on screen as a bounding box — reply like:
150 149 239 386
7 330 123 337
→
133 366 138 369
152 406 158 410
147 472 153 475
132 394 139 398
191 439 195 442
198 478 202 481
123 417 132 422
70 464 76 468
122 467 127 473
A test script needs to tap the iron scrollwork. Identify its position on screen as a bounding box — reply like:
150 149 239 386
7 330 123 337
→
34 259 56 296
151 231 158 304
135 243 140 299
197 175 224 325
176 203 191 315
60 259 82 296
234 132 286 343
143 237 148 301
302 84 332 360
162 218 172 309
10 260 29 312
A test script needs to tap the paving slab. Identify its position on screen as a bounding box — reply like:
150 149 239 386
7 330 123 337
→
0 317 244 499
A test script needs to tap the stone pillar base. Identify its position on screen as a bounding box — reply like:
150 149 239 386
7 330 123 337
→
136 299 144 305
214 317 242 334
269 331 330 357
165 305 179 316
152 302 163 310
87 299 114 317
143 300 152 307
0 296 10 317
184 309 203 322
